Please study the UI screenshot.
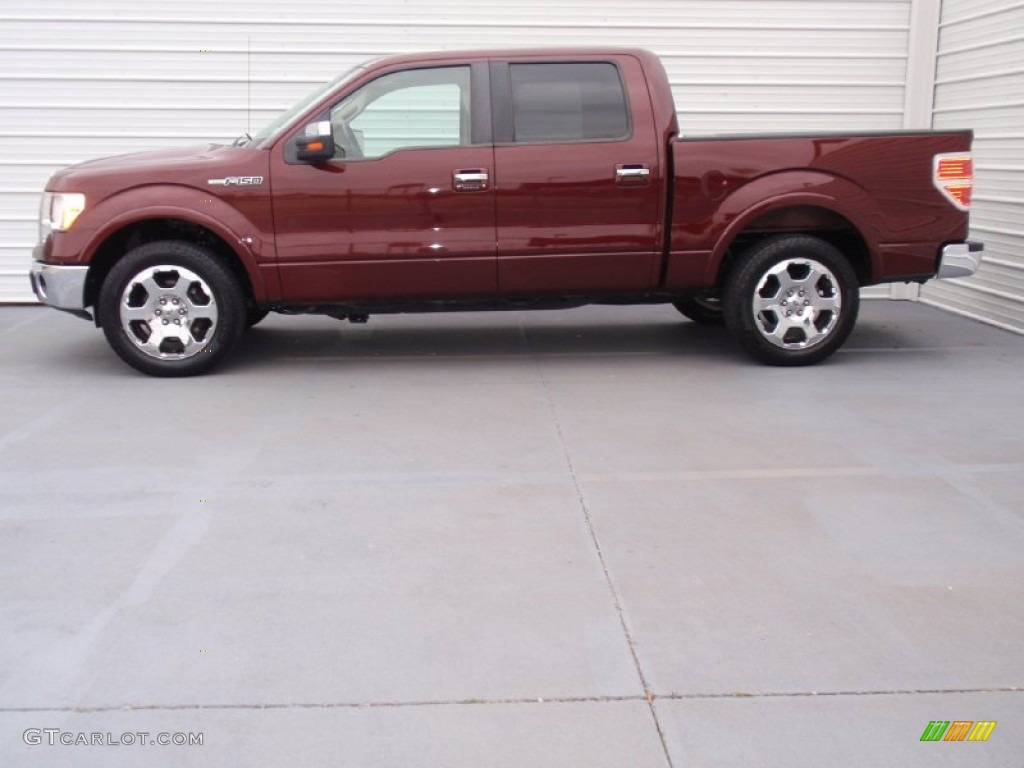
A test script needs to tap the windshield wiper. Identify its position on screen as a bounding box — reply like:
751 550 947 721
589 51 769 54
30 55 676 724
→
231 133 253 147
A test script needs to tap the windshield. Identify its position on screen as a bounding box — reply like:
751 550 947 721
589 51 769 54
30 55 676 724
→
249 65 365 146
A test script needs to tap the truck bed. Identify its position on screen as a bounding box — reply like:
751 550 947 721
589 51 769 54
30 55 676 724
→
664 130 974 290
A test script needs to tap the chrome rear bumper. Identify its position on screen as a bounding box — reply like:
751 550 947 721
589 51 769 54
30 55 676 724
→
937 241 984 280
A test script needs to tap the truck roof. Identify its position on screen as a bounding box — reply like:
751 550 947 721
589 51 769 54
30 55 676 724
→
361 47 661 68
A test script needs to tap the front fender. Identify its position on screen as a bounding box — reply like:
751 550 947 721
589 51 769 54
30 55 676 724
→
79 184 275 301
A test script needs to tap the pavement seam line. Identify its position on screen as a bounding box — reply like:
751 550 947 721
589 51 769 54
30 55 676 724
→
524 324 675 768
5 687 1020 714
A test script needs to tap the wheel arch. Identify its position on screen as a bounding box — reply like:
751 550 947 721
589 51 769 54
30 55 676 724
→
714 204 874 291
703 172 883 291
84 216 261 318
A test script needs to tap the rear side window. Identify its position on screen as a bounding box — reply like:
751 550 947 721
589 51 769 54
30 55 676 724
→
509 63 629 143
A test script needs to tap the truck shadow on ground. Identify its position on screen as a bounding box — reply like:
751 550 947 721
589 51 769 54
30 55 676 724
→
35 306 985 377
230 317 733 368
224 313 941 372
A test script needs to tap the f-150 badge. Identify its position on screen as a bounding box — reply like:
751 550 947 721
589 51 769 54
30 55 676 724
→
207 176 264 186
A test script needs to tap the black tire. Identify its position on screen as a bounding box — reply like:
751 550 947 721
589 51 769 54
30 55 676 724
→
672 294 724 325
723 235 859 366
98 240 247 377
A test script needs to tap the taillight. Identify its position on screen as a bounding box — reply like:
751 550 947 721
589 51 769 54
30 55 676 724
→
934 153 975 211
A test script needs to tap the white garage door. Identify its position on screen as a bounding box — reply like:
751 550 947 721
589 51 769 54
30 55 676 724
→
921 0 1024 332
0 0 912 302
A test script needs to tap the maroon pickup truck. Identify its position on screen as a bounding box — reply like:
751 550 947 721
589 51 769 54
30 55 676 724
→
30 47 983 376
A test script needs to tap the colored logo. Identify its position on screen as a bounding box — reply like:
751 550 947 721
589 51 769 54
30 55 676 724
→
921 721 997 742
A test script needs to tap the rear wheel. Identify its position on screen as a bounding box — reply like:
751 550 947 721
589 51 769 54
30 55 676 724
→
98 240 246 376
724 235 859 366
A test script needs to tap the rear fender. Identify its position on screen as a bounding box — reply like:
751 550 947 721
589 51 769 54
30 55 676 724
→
707 170 883 284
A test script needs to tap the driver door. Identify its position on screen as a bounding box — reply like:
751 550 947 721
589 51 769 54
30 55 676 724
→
270 63 496 303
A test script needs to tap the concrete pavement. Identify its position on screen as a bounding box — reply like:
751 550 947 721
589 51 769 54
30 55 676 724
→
1 300 1022 766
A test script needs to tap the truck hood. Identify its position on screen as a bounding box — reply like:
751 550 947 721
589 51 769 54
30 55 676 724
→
45 144 269 202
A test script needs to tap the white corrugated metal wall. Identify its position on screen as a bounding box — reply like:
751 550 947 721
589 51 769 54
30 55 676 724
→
920 0 1024 332
1 0 914 303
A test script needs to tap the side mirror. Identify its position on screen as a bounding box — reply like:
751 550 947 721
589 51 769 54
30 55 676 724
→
295 121 337 163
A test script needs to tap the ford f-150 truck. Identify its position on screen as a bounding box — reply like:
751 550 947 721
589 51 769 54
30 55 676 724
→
30 48 983 376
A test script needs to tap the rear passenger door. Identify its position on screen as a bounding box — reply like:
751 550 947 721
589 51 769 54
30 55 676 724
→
491 57 663 295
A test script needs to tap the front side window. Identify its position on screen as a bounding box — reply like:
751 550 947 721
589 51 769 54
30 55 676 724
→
329 66 471 160
509 63 629 143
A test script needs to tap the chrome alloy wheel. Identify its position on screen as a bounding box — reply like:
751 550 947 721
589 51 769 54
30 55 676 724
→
119 265 218 360
752 258 841 350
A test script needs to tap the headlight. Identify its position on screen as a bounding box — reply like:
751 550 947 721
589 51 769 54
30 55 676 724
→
39 192 86 240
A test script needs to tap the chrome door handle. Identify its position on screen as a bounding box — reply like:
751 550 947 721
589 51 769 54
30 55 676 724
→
616 164 651 182
453 169 489 191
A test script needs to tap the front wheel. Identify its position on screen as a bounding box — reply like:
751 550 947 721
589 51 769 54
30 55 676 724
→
724 235 859 366
98 240 247 376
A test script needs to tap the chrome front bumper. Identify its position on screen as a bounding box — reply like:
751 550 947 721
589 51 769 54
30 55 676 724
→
29 261 90 317
937 241 984 280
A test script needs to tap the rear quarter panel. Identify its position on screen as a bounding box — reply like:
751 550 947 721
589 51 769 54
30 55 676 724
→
667 131 973 288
